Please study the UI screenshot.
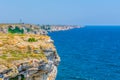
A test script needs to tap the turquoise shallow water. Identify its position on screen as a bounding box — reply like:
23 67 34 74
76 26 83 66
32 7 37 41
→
49 26 120 80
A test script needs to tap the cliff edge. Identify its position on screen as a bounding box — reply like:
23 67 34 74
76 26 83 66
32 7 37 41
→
0 33 60 80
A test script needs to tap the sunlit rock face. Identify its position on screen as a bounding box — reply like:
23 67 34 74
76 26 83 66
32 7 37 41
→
0 33 60 80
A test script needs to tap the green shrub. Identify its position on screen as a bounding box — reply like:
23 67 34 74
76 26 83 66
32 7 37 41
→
28 38 37 42
8 26 24 34
10 75 25 80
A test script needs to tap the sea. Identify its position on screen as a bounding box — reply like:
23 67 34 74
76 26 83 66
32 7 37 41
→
49 26 120 80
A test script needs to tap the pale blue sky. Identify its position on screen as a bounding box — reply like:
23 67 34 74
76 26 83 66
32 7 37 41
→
0 0 120 25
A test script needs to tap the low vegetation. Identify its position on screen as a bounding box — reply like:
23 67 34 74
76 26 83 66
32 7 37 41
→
10 75 25 80
28 37 37 42
8 26 24 34
0 33 54 67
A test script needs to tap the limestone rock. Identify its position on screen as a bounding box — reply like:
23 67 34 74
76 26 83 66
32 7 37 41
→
0 33 60 80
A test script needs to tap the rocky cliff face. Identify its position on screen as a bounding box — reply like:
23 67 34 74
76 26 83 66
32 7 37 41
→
0 33 60 80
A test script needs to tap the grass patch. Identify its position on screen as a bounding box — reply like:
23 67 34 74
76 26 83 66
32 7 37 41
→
0 50 46 63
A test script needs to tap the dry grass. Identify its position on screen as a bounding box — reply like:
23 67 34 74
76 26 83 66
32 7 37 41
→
0 33 54 65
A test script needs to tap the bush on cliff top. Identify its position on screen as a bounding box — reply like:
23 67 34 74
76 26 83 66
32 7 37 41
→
8 26 24 34
28 37 37 42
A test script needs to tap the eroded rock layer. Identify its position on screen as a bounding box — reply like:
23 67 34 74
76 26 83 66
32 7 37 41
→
0 33 60 80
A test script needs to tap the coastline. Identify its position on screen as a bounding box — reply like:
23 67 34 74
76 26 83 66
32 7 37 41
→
0 23 83 80
0 23 60 80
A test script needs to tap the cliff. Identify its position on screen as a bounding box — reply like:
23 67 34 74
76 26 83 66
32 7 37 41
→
0 33 60 80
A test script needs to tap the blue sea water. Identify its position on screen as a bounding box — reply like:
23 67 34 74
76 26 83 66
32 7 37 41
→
49 26 120 80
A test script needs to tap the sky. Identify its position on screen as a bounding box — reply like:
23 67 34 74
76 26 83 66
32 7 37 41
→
0 0 120 25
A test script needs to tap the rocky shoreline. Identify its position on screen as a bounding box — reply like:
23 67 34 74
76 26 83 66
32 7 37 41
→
0 23 82 80
39 25 82 32
0 23 82 33
0 24 60 80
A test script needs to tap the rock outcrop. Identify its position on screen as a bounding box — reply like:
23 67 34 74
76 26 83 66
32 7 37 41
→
0 33 60 80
